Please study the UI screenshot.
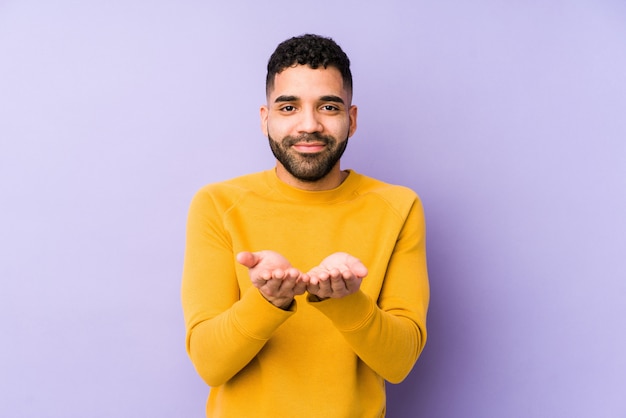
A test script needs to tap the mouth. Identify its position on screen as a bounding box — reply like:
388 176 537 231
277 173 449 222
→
291 142 327 153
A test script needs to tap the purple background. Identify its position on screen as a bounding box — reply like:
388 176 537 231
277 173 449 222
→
1 1 625 417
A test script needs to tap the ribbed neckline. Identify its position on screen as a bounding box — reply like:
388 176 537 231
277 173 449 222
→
264 168 361 204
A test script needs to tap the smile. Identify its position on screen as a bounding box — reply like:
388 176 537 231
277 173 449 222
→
292 143 327 153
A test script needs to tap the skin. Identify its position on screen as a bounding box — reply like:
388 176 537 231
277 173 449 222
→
260 64 358 191
237 65 367 309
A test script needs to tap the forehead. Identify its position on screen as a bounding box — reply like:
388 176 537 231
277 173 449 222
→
269 65 348 101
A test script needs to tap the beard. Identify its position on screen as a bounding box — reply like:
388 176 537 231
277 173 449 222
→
268 132 348 182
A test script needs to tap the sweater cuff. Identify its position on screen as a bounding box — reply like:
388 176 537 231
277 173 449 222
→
307 290 375 331
233 288 296 340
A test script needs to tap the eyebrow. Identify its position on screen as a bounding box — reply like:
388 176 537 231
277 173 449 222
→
274 95 298 103
319 95 345 104
273 95 345 104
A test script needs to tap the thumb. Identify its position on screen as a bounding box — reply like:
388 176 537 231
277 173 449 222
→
236 251 260 268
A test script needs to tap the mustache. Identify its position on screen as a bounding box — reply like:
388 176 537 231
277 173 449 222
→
283 133 334 146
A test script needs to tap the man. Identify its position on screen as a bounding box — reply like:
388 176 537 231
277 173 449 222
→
182 34 429 417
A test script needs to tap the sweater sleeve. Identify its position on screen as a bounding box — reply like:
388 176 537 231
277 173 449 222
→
181 188 295 387
309 197 429 383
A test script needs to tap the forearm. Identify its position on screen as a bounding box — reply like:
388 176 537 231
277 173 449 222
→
310 290 425 383
186 288 294 387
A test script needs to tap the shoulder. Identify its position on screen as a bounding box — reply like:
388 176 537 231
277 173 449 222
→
190 171 270 212
198 171 267 194
350 172 426 232
352 172 422 213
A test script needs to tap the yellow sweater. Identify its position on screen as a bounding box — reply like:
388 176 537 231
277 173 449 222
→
182 169 429 418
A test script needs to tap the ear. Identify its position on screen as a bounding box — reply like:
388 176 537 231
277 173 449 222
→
260 105 269 136
348 105 358 138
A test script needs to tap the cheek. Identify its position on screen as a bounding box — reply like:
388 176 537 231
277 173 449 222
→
266 118 286 137
331 119 351 138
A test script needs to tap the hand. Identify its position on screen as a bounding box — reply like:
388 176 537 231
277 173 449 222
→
237 250 307 309
305 252 368 300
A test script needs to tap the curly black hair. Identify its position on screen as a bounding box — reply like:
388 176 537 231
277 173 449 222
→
266 34 352 97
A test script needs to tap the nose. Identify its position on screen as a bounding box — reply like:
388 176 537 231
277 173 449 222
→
296 108 323 134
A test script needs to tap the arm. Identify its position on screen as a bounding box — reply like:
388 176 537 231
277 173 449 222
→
307 199 429 383
181 190 300 387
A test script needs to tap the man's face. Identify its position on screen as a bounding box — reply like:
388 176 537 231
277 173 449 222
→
261 65 357 183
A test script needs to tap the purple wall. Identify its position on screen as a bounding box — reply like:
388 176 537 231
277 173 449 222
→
1 1 625 417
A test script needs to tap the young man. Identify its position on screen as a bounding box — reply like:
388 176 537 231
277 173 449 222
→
182 34 429 417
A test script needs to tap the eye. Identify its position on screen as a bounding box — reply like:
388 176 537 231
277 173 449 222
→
280 105 296 112
321 105 339 111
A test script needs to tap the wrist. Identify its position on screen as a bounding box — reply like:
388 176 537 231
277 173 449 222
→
258 290 294 310
277 299 294 310
307 293 329 303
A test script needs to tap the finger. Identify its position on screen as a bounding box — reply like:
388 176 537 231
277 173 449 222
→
236 251 259 268
277 271 296 290
307 282 320 295
348 261 368 278
330 274 348 294
316 279 333 298
326 267 341 278
278 273 304 296
262 277 283 296
336 266 353 280
251 277 266 288
285 267 300 280
308 270 329 285
292 280 308 295
344 281 360 293
344 276 363 293
250 270 272 289
251 269 272 288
